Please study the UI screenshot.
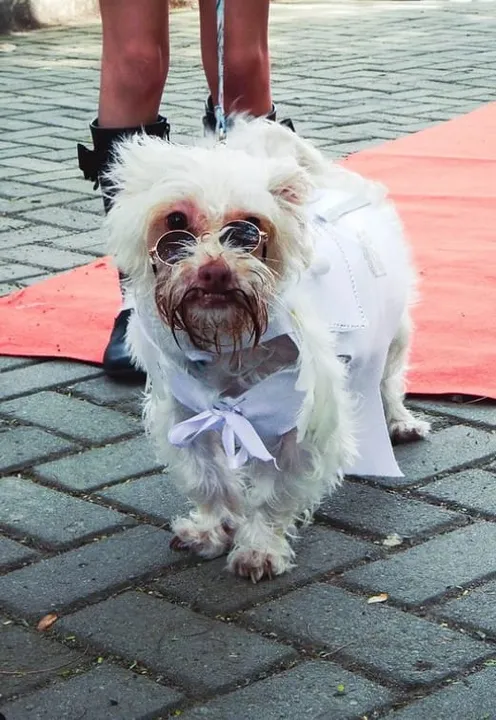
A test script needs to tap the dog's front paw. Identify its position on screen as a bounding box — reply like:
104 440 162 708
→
170 517 233 559
389 413 430 445
227 545 295 583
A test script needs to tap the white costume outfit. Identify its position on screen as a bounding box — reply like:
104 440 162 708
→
133 187 410 478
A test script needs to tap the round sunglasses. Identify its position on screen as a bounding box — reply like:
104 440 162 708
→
149 220 268 267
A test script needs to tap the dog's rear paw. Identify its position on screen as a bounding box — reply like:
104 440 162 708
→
170 517 232 559
389 415 430 445
227 547 295 583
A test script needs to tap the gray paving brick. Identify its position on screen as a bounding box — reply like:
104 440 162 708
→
0 180 47 199
0 477 134 549
0 191 83 215
157 526 378 614
433 578 496 639
0 391 140 443
0 525 178 618
0 663 184 720
343 522 496 606
417 469 496 516
0 262 46 282
0 244 95 271
34 435 162 492
0 535 38 571
0 621 81 701
317 481 463 539
0 157 65 173
0 357 39 372
0 427 78 473
0 224 67 250
68 375 143 415
96 473 189 524
58 591 297 696
246 584 492 688
19 206 102 232
47 229 105 251
376 426 496 488
180 660 394 720
0 281 22 296
409 400 496 429
0 361 102 400
385 666 496 720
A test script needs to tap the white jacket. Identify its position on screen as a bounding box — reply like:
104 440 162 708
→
132 187 411 478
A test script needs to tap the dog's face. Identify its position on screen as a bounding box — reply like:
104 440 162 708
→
106 120 314 351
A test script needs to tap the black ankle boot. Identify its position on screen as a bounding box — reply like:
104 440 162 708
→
77 116 170 382
201 96 295 133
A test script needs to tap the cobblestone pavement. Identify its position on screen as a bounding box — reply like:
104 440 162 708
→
1 1 496 718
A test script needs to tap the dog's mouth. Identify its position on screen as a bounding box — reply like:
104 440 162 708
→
156 284 269 352
187 288 232 309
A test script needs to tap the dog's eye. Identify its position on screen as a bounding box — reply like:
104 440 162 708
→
245 216 261 229
166 211 188 230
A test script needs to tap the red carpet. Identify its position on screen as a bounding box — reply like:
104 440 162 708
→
1 104 495 398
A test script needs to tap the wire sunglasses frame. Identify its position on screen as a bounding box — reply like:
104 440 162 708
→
149 219 268 267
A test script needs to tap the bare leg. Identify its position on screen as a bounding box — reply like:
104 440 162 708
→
199 0 272 116
98 0 170 127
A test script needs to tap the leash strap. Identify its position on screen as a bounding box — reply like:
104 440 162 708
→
214 0 227 141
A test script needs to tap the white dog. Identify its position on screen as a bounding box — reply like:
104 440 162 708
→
105 117 429 582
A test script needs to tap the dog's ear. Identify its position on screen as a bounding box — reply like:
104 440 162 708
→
268 158 312 207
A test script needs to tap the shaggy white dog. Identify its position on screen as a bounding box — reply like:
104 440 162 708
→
105 117 429 582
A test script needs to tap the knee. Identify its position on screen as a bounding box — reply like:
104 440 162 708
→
107 42 167 105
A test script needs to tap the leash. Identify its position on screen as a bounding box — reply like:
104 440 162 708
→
214 0 227 141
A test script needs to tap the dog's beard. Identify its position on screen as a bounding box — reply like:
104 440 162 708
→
155 283 269 353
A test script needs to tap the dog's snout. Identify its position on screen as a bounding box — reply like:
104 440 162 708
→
197 260 232 292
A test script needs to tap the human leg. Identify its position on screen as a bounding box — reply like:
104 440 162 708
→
198 0 275 130
78 0 170 380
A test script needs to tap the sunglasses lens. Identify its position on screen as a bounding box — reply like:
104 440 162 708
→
154 230 194 265
220 221 260 252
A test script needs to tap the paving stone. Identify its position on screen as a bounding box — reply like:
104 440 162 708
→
34 435 162 492
385 666 496 720
19 206 102 232
96 473 189 524
0 477 134 549
342 522 496 606
0 262 47 282
417 469 496 516
0 244 94 271
0 281 22 296
0 621 81 701
0 535 38 571
433 578 496 639
316 481 463 539
180 660 394 720
0 191 83 215
0 663 184 720
376 426 496 488
157 526 378 614
0 357 39 372
0 224 67 251
68 375 144 415
0 525 178 618
246 584 492 688
0 391 140 443
57 591 297 696
409 400 496 429
0 426 78 473
0 361 102 400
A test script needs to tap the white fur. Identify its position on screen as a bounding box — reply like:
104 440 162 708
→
105 117 429 583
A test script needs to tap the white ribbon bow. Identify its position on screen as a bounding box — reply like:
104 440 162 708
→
168 405 277 470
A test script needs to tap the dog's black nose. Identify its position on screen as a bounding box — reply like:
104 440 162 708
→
197 260 232 292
